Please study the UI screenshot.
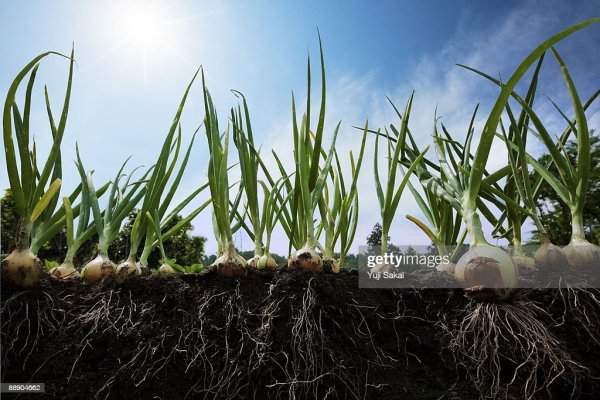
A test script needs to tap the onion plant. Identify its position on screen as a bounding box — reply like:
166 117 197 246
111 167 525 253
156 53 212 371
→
520 48 599 268
49 153 113 279
286 110 339 272
259 36 341 272
372 94 430 268
498 109 572 271
402 148 466 273
231 91 265 267
229 119 292 270
145 211 174 275
202 70 248 278
398 107 528 299
116 70 199 282
285 55 342 272
135 133 205 268
451 18 600 298
465 46 600 270
257 178 292 269
48 198 84 279
495 57 546 271
1 49 74 287
316 124 368 271
495 57 568 270
76 148 148 282
145 191 211 275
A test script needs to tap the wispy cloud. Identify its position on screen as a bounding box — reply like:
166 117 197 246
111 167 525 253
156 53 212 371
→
246 0 600 255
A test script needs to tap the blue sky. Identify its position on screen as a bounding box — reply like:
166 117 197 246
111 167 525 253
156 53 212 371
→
1 0 599 255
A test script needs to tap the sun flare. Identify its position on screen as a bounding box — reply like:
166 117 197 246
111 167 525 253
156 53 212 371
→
97 0 189 83
116 5 166 50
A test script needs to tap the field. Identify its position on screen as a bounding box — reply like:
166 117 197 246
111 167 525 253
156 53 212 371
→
2 267 600 399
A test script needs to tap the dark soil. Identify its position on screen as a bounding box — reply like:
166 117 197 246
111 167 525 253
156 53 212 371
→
1 268 599 399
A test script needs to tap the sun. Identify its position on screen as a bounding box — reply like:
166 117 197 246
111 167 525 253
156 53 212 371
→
116 5 167 50
97 0 193 84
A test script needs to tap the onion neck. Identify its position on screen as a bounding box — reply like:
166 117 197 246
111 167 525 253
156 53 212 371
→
225 240 236 259
253 235 262 258
63 247 76 266
464 209 488 248
139 245 152 267
570 209 588 244
530 212 551 245
16 215 32 252
305 227 318 251
98 232 110 260
436 242 449 258
381 225 389 256
124 253 137 265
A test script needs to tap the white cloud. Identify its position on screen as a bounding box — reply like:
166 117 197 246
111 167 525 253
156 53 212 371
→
235 0 600 256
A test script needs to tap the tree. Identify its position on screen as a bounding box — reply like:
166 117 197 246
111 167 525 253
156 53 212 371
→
366 223 385 254
366 222 399 254
1 189 18 255
109 210 207 267
531 132 600 245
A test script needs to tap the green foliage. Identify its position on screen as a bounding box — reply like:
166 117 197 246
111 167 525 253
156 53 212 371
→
165 260 204 274
43 260 59 272
110 210 206 268
531 133 600 245
1 188 98 264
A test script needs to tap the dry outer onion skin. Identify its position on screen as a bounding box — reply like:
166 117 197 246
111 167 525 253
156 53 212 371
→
455 245 518 301
1 249 44 287
213 254 248 278
288 245 323 272
49 264 80 280
81 255 115 283
534 243 570 271
257 254 277 270
563 242 600 269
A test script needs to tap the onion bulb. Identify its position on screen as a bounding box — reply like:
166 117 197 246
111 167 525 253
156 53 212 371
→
1 249 44 287
322 256 340 273
247 256 260 269
563 241 600 269
257 254 277 270
81 254 115 283
436 262 456 274
213 253 248 278
288 245 323 272
158 263 175 275
512 253 536 270
455 245 518 301
115 260 142 284
49 263 80 280
534 243 570 271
